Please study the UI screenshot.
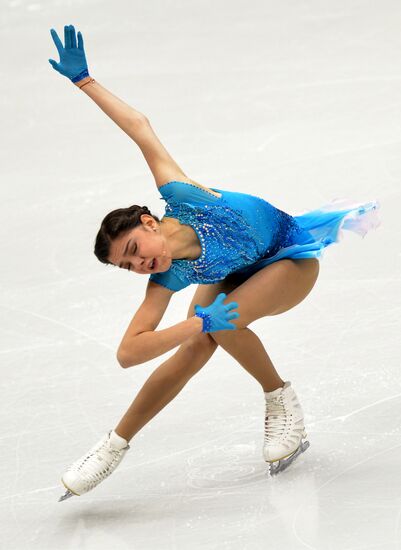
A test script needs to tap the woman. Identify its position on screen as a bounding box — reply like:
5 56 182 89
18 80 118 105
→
49 25 381 501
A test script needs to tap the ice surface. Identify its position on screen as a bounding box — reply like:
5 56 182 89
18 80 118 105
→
1 0 400 548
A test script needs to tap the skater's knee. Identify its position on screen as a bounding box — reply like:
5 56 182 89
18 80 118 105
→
178 331 217 355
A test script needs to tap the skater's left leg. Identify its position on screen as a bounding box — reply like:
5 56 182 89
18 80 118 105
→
213 257 320 327
207 258 318 472
210 258 319 389
208 326 285 393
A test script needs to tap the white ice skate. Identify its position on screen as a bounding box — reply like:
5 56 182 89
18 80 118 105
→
58 430 130 501
263 381 310 476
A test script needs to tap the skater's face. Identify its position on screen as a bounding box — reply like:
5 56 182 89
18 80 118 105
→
107 215 169 274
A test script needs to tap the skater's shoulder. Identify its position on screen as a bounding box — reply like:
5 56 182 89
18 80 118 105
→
158 179 222 204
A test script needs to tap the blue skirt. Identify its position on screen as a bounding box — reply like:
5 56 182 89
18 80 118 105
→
226 198 381 283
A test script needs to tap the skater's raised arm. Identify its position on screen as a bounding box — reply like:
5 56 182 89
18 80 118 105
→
49 25 147 130
74 77 148 134
49 24 188 188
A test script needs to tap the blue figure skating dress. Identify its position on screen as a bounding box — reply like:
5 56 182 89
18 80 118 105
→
149 180 381 292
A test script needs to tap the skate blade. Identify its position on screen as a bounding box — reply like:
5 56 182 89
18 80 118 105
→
58 478 80 502
266 439 310 476
58 490 75 502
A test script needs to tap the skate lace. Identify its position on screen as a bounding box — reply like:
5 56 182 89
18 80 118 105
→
70 440 124 490
264 395 290 442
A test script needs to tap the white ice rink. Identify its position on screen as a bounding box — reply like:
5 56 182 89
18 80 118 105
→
1 0 400 548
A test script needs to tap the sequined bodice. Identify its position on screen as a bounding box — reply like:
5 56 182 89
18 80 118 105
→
149 181 302 292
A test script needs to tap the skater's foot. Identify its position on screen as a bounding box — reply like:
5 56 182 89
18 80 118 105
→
58 430 130 501
263 381 310 475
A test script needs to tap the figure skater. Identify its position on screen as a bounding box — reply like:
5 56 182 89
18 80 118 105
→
48 25 381 501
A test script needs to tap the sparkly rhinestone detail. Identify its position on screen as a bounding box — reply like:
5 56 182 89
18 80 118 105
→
160 200 268 281
150 183 303 291
71 69 90 83
194 311 212 332
265 212 303 257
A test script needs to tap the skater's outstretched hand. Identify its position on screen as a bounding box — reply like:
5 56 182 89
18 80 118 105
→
194 293 240 333
48 24 90 83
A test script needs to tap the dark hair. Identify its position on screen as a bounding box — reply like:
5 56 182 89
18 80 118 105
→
94 204 161 265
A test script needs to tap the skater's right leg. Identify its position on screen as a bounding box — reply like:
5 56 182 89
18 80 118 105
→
114 281 236 442
114 332 218 442
59 332 217 501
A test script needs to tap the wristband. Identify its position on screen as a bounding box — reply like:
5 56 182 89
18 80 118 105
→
71 69 90 83
195 311 212 333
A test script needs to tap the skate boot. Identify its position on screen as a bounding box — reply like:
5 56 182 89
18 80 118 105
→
58 430 130 501
263 381 310 476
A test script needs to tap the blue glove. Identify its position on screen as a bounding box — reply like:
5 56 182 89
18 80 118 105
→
194 293 240 333
48 24 90 83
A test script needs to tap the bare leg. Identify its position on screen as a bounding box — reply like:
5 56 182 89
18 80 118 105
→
114 327 284 442
114 334 218 442
211 328 285 393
